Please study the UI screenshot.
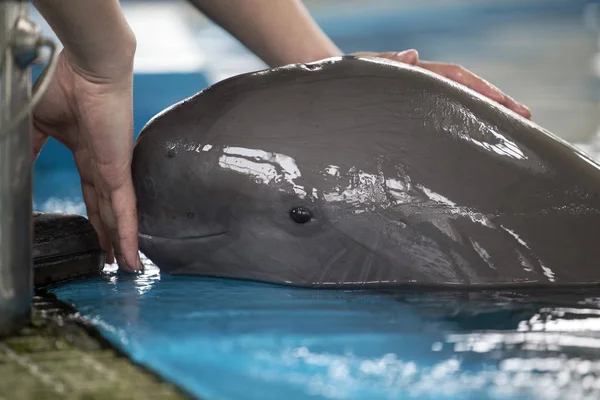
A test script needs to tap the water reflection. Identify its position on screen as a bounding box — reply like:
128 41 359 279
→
48 257 600 400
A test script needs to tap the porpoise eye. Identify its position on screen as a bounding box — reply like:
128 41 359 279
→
289 207 312 224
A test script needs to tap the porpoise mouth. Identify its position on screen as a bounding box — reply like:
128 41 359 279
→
138 231 230 242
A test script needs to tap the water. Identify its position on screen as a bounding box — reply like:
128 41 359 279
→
47 261 600 400
33 1 600 399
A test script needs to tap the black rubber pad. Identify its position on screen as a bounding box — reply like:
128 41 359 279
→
33 212 105 286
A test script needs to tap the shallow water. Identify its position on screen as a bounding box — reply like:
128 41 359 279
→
48 260 600 400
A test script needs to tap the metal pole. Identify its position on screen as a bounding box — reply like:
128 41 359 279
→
0 0 32 337
0 1 58 336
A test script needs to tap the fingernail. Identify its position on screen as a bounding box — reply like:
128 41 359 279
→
484 84 505 103
511 102 531 118
136 254 145 273
519 104 531 116
117 255 137 273
396 49 418 62
398 49 417 55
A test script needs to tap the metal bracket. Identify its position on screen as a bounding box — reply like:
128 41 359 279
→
12 14 42 69
0 15 58 137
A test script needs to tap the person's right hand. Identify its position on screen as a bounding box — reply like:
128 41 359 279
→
32 51 143 273
354 50 531 119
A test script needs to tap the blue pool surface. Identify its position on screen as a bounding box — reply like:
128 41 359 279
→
33 1 600 399
48 262 600 400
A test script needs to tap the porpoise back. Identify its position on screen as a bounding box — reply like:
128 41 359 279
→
132 56 600 289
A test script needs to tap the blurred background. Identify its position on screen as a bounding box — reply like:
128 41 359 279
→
28 0 600 211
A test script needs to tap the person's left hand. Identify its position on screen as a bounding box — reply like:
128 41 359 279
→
354 50 531 120
32 50 143 273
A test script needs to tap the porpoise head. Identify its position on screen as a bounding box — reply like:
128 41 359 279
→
132 56 600 288
132 131 453 288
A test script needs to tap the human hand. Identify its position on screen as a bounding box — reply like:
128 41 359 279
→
32 51 143 273
354 49 531 119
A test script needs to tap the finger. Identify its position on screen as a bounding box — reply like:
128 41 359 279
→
75 158 114 264
112 179 143 273
75 150 115 263
417 61 532 119
428 61 532 119
83 183 115 264
417 61 505 103
502 93 532 120
90 159 141 273
95 174 142 273
379 49 420 65
354 49 420 65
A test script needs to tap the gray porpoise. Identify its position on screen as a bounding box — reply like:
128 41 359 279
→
131 55 600 289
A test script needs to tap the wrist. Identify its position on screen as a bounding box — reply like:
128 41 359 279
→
189 0 342 68
33 0 137 82
67 27 137 84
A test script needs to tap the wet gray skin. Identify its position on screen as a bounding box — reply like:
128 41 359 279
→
131 55 600 289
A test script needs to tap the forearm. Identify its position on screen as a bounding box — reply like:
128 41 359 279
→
31 0 136 79
188 0 342 67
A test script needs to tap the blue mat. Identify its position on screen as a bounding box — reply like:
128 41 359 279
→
48 263 600 400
